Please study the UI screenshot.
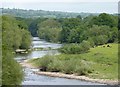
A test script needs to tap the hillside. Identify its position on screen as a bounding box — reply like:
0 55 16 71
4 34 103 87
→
1 8 99 18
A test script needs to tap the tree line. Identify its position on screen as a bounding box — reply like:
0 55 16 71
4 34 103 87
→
19 13 118 45
2 15 31 85
15 13 118 54
23 13 117 44
29 13 118 54
1 8 99 18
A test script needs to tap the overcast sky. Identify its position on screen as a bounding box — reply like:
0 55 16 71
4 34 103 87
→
1 0 119 13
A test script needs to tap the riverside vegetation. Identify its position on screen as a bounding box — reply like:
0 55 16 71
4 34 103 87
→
2 15 31 85
29 43 118 80
27 13 118 80
1 8 119 85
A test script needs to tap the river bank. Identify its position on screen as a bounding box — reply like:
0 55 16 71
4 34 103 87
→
16 37 118 85
20 60 118 85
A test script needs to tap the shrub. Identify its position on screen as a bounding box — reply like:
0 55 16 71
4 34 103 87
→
75 66 88 75
59 41 90 54
61 58 78 74
87 38 95 47
59 44 81 54
80 40 90 52
39 55 53 71
2 47 23 85
32 55 92 76
74 60 92 75
47 58 63 72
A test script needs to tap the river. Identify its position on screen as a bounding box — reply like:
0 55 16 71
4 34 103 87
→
15 37 104 85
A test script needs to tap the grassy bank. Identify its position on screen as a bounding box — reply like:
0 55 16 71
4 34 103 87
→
28 43 118 80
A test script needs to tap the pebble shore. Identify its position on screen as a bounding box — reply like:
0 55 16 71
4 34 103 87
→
20 60 118 85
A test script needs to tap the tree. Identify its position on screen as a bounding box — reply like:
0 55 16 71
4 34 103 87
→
80 40 90 51
76 15 82 20
91 13 118 28
2 15 22 49
2 46 23 85
2 15 31 50
28 18 47 36
108 27 118 43
38 19 61 42
60 18 82 43
67 28 82 43
87 38 95 47
2 15 31 85
20 29 31 49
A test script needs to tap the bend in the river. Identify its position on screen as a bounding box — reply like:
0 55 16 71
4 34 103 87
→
15 37 104 85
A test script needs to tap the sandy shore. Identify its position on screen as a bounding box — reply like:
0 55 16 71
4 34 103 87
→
20 60 118 85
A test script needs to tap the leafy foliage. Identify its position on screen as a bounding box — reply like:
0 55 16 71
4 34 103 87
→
38 19 62 42
13 13 118 46
31 55 92 75
2 15 31 85
91 13 118 27
59 40 90 54
20 29 31 49
30 43 118 79
2 15 31 50
59 14 118 45
2 46 23 85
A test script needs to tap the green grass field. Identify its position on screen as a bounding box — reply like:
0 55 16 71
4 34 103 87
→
80 43 118 79
29 43 118 80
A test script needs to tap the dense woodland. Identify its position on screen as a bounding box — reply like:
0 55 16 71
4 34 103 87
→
2 15 31 85
1 8 119 85
15 12 118 54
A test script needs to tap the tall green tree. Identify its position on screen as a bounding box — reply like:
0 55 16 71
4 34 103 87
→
60 18 82 43
2 15 24 85
2 15 31 85
2 46 23 85
91 13 118 28
38 18 61 42
20 29 31 49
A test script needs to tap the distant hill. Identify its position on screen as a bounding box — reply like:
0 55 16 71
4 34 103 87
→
1 8 100 18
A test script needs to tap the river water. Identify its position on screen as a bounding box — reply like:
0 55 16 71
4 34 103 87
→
15 37 104 85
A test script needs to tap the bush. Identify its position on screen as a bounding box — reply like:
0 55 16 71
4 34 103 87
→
2 46 23 85
59 41 90 54
75 66 88 75
74 60 92 75
33 55 92 76
59 44 82 54
96 35 108 45
80 40 91 52
61 59 78 74
87 38 95 47
47 59 63 72
39 55 53 71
